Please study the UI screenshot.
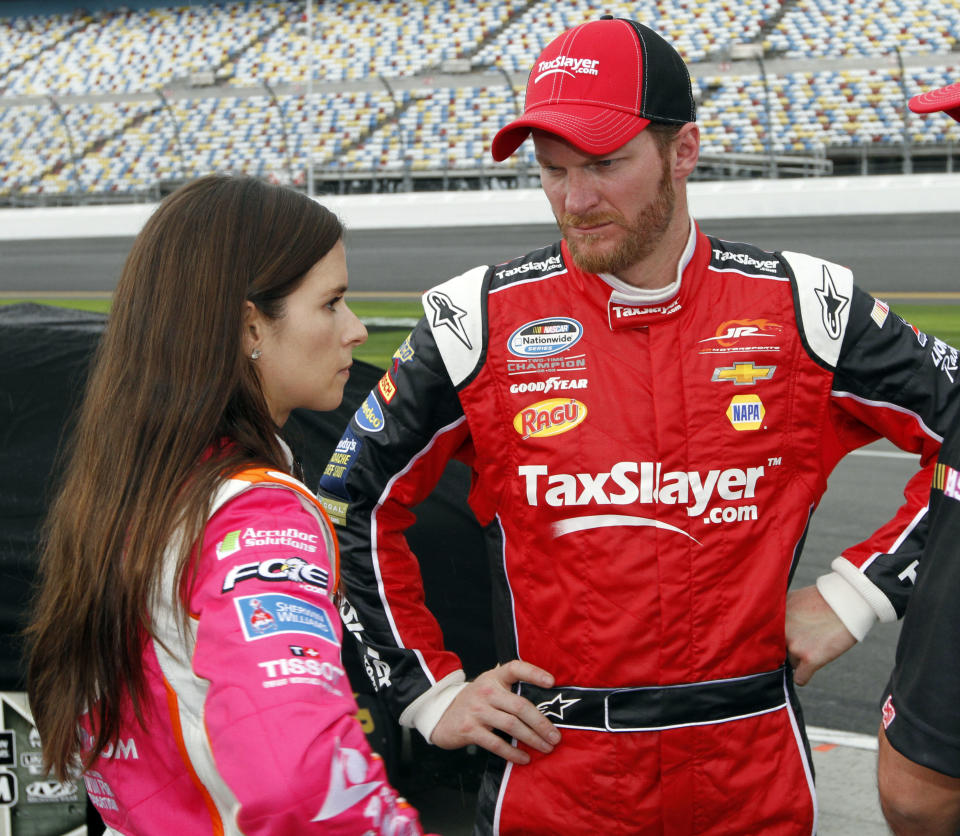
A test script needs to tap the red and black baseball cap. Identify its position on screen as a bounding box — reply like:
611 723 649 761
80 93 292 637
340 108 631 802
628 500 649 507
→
491 17 696 162
908 81 960 123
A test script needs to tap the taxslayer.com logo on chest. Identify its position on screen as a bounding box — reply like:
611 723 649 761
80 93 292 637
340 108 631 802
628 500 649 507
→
514 398 587 439
508 317 583 358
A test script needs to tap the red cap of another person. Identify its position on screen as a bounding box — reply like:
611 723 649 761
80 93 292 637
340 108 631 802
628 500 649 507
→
908 81 960 123
490 17 696 162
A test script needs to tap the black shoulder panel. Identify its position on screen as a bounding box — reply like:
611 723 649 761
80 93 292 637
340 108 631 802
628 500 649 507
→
707 236 790 280
488 241 566 292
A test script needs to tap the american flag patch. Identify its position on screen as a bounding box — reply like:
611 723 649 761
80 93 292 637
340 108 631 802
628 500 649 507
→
871 299 890 328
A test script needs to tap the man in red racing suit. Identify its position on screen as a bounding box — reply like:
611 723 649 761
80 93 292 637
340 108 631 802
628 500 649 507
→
318 18 960 836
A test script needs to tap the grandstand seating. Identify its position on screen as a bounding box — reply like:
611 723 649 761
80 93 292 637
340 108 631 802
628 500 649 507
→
1 3 286 97
232 0 527 83
474 0 781 69
2 0 960 198
698 66 960 156
766 0 960 58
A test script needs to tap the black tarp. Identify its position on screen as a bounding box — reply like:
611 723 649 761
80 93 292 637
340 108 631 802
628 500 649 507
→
0 303 107 690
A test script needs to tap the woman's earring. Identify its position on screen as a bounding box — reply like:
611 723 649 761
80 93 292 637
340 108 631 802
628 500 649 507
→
251 348 262 360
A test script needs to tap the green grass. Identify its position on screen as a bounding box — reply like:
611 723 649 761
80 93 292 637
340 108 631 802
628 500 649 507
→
0 298 112 313
4 298 960 370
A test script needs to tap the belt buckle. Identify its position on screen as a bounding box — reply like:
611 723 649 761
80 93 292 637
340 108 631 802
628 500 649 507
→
603 687 655 732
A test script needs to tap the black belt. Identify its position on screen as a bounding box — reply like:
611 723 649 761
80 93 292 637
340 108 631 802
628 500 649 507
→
518 667 787 732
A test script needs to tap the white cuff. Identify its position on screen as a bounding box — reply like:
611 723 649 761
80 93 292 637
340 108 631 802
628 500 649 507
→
816 556 898 641
398 671 467 744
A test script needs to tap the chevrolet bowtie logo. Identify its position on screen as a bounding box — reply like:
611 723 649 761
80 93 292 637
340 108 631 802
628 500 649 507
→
711 362 776 385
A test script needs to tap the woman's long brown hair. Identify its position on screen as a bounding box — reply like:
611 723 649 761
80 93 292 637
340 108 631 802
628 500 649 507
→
25 174 343 779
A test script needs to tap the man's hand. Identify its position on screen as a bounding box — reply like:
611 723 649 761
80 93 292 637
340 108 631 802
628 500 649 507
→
430 660 561 764
785 585 857 685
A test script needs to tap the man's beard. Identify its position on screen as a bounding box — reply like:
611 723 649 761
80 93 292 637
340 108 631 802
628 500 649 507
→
561 156 675 276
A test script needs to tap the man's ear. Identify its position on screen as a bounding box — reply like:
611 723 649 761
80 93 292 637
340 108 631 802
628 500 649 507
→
673 122 700 180
242 300 264 357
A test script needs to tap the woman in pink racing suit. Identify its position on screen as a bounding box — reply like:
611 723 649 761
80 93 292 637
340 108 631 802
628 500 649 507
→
25 174 427 835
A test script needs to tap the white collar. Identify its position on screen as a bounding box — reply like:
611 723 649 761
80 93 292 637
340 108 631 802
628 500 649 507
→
598 215 697 303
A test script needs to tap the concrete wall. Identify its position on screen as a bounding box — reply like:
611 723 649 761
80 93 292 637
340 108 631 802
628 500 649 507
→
2 173 960 241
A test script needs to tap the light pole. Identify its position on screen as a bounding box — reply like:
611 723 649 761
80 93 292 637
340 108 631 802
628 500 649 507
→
306 0 314 196
479 62 528 188
263 81 295 185
894 46 912 175
731 43 777 178
46 95 82 194
377 72 411 192
155 88 187 181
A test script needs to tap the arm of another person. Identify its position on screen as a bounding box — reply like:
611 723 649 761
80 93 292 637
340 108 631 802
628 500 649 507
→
878 726 960 836
190 487 426 835
781 266 960 681
876 440 960 834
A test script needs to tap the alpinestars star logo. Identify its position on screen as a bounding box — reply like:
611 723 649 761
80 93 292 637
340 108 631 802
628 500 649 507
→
814 265 849 340
427 291 472 349
537 693 581 721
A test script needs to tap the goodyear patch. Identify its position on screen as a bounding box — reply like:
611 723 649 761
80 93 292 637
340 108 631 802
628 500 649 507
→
235 593 337 644
727 395 765 431
513 398 587 439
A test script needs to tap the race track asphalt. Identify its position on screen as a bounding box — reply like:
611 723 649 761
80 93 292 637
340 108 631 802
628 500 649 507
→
2 212 959 298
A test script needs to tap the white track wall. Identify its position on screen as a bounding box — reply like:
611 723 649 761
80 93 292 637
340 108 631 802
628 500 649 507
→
2 174 960 241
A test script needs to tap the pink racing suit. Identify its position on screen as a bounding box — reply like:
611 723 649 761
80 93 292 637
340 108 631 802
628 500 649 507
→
80 467 425 835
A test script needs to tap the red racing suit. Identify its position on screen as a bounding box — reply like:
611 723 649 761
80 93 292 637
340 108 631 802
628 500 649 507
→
81 465 425 836
318 222 960 835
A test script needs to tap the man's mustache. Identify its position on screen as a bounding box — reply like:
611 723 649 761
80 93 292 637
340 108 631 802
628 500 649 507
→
559 212 626 229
